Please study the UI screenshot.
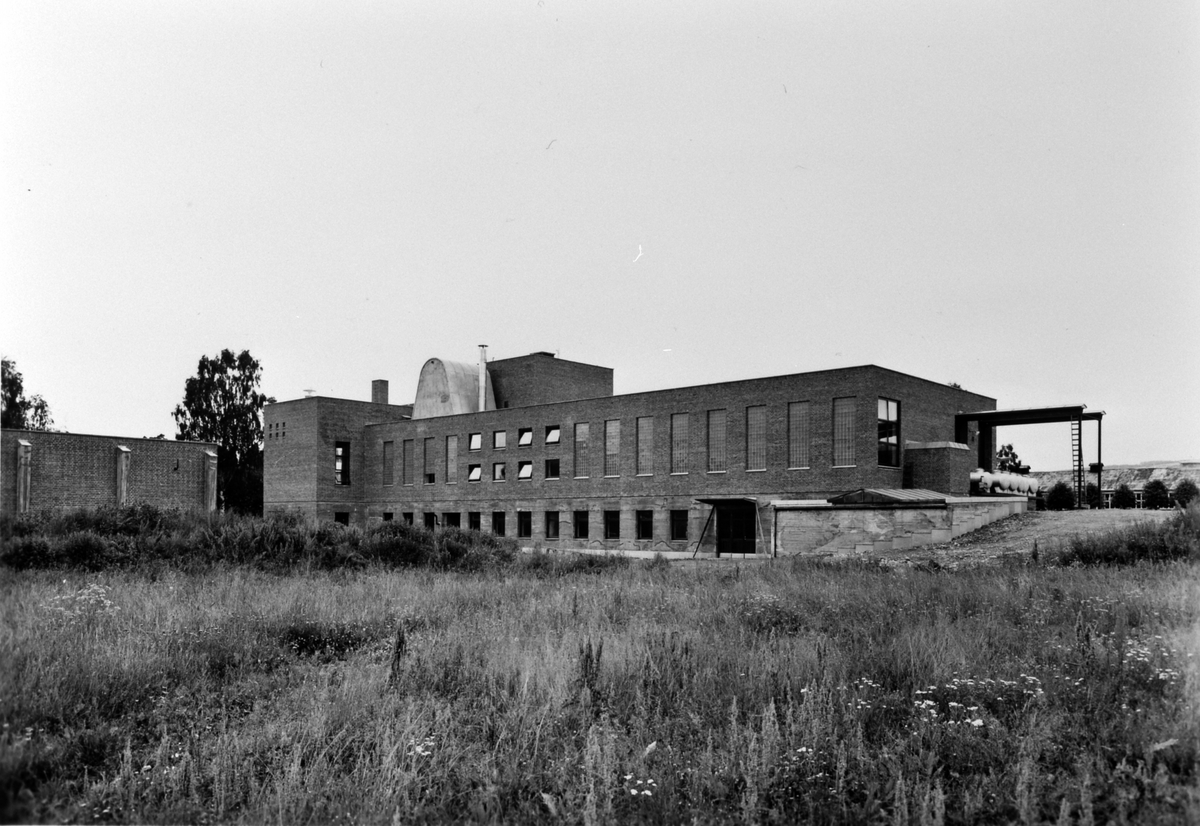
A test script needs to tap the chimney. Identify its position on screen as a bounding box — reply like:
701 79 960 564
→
371 380 389 405
478 345 488 411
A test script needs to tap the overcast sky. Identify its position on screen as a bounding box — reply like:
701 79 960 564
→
3 0 1197 472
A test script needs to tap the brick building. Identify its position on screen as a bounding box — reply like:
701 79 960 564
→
264 351 996 555
1 429 219 515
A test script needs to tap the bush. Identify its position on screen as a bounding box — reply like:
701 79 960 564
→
1143 479 1170 510
1173 478 1199 508
1112 484 1136 509
1045 481 1075 511
1085 482 1101 509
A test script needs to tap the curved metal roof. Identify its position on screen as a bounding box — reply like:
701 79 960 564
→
412 358 495 419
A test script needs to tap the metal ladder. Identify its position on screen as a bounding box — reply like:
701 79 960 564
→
1071 417 1084 507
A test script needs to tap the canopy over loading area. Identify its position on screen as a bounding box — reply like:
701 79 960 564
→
955 405 1104 506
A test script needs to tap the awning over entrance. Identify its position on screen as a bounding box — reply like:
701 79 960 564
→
694 497 759 506
827 488 947 506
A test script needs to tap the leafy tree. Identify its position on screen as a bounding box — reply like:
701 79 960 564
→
1142 479 1170 510
1085 482 1101 509
1045 481 1075 511
995 444 1029 474
1111 484 1136 510
173 350 273 514
1 357 54 430
1173 478 1199 508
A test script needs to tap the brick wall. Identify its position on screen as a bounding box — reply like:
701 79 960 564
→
1 429 217 514
488 352 614 408
904 442 976 495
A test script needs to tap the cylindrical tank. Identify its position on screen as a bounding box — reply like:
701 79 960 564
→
412 358 496 419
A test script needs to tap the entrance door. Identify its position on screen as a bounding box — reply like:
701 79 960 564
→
715 503 757 556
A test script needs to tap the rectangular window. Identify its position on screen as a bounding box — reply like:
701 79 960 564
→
670 413 689 474
402 512 414 525
518 460 533 480
443 512 461 528
492 511 506 536
469 433 482 451
545 511 560 539
424 437 436 484
382 512 394 521
574 422 590 478
334 511 349 525
604 420 620 476
833 397 857 466
445 435 458 483
402 439 414 485
670 510 689 541
518 427 533 447
468 511 481 531
545 458 560 479
636 509 653 540
573 510 589 539
493 462 506 482
424 512 437 530
878 398 901 467
382 441 394 485
545 425 561 444
517 511 532 538
603 510 620 540
707 410 727 472
468 464 482 482
334 441 351 485
745 405 767 471
787 402 811 468
493 430 507 450
636 416 654 475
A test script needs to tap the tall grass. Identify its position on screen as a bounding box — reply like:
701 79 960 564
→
1052 503 1200 565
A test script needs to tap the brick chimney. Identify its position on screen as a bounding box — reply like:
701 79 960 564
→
371 380 389 405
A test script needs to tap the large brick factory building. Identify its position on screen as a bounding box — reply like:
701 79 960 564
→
264 350 1010 556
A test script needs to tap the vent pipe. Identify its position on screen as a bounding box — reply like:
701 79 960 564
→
478 345 488 411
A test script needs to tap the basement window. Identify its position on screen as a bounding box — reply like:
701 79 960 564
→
545 511 560 539
670 510 688 541
636 510 653 540
573 511 589 539
604 510 620 540
468 512 481 531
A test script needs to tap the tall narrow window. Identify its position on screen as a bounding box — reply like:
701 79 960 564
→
574 422 590 478
492 512 506 536
670 413 689 474
545 511 560 539
334 441 350 485
745 405 767 471
604 420 620 476
445 435 458 483
382 441 394 486
468 512 481 531
402 439 414 485
788 402 811 469
517 511 532 538
573 510 589 539
636 510 653 540
604 510 620 539
423 437 436 483
706 410 727 472
833 397 857 466
636 416 654 475
878 398 901 467
670 510 689 541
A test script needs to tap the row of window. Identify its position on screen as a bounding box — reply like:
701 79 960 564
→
375 508 691 540
336 398 902 486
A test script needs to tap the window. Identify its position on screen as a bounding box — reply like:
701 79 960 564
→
492 511 506 536
878 398 901 467
402 512 414 525
670 413 689 474
382 441 394 485
545 458 560 479
518 427 533 447
604 510 620 539
445 435 458 484
788 402 811 468
604 420 620 476
636 416 653 475
573 510 589 539
334 442 351 485
468 512 481 531
833 397 857 466
517 511 532 538
493 430 507 450
545 425 561 444
670 510 689 541
334 511 349 525
424 437 436 484
424 512 437 530
382 512 393 521
574 422 590 478
443 512 461 528
518 460 533 480
469 433 482 451
468 464 482 482
493 462 506 482
636 510 653 540
545 511 560 539
402 439 414 485
707 410 727 472
746 405 767 471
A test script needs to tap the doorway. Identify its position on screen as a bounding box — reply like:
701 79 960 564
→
715 502 757 556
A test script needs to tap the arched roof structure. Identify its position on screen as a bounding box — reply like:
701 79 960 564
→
412 358 495 419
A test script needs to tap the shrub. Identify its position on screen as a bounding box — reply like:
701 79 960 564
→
1112 484 1136 509
1053 502 1200 564
1085 482 1101 509
1045 481 1075 511
1173 478 1199 508
1143 479 1170 510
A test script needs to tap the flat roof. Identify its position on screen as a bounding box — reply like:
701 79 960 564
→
957 405 1104 427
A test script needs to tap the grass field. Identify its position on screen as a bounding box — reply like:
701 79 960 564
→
2 511 1198 824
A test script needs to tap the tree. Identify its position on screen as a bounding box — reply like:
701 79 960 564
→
1 357 54 430
996 444 1029 474
1045 481 1075 510
1173 479 1199 508
1111 484 1136 510
173 350 273 514
1142 479 1170 510
1085 482 1102 509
